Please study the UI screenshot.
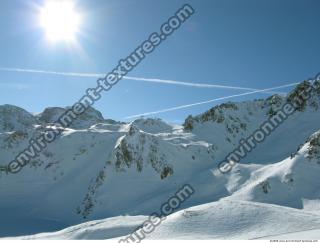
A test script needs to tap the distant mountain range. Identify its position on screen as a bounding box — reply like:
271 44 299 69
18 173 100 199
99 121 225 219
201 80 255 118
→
1 80 320 239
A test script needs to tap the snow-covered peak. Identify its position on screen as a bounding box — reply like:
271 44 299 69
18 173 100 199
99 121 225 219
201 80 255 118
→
71 106 105 129
0 104 38 132
38 107 66 124
38 106 105 129
183 80 320 133
131 118 174 134
286 80 320 111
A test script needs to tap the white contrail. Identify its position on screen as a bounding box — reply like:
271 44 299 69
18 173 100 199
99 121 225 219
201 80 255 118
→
122 76 263 91
0 67 282 93
124 82 299 119
0 67 102 78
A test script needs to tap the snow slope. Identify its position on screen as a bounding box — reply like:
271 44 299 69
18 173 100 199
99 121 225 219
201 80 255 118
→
7 200 320 240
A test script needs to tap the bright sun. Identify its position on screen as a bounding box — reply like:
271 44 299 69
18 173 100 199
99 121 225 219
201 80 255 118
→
40 1 81 43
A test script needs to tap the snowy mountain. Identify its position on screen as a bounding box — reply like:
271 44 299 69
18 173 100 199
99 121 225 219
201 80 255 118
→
1 80 320 239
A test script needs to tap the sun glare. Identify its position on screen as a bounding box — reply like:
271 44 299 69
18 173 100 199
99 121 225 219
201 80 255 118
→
40 1 81 43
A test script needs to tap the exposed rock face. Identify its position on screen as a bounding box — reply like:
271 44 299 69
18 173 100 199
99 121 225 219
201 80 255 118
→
112 125 174 178
307 131 320 161
286 80 320 111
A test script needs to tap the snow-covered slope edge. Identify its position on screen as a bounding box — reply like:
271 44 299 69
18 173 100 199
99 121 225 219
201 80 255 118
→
7 200 320 240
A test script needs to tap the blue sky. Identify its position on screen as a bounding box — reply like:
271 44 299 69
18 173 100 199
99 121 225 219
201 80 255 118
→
0 0 319 123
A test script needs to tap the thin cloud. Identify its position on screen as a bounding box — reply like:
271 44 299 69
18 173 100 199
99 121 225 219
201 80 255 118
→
124 82 299 119
0 67 283 93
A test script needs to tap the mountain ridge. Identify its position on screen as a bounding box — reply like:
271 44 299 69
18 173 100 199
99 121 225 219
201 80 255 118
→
1 80 320 239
